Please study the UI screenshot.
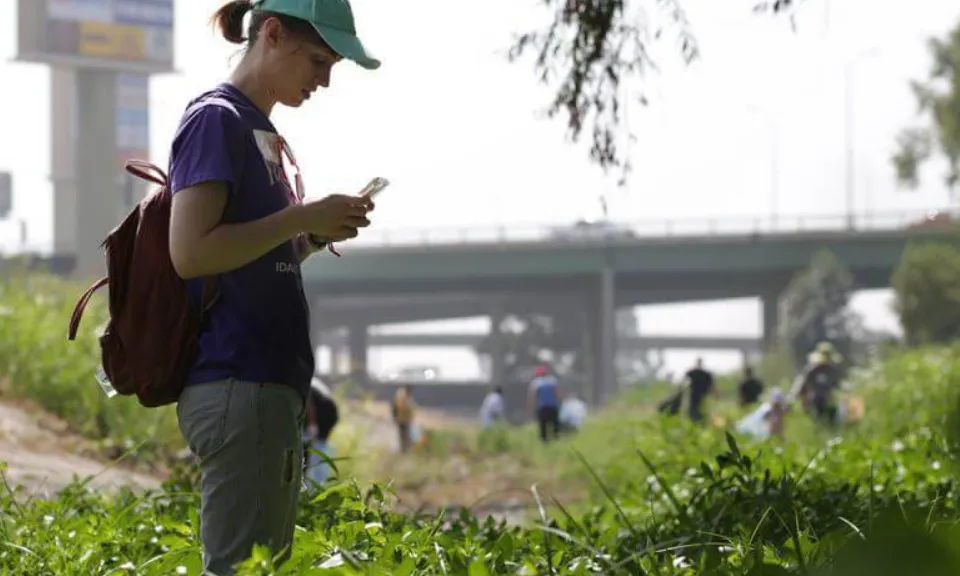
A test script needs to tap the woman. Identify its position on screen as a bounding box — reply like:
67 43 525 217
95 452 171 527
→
168 1 380 573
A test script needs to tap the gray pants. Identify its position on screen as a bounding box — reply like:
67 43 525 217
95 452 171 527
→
177 379 305 576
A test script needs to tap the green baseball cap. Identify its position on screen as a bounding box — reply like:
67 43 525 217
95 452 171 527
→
253 0 381 70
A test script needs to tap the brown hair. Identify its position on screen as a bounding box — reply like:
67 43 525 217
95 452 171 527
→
211 0 331 51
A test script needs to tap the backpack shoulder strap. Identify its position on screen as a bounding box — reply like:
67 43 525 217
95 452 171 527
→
126 160 168 188
67 276 109 341
126 159 226 316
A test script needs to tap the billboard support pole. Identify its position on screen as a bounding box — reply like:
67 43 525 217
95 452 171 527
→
74 68 119 279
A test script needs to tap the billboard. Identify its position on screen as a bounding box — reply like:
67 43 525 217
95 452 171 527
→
16 0 174 74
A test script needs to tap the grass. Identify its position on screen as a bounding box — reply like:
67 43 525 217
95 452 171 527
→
4 270 960 574
0 271 183 466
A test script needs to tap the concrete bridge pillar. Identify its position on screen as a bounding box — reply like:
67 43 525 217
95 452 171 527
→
489 303 506 386
311 307 344 377
347 323 369 388
585 268 617 406
329 329 345 377
74 69 121 280
762 290 781 350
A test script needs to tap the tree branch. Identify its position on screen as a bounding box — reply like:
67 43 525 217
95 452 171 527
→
509 0 804 186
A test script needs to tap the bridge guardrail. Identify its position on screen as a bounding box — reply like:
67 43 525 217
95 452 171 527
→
345 208 959 249
1 208 956 254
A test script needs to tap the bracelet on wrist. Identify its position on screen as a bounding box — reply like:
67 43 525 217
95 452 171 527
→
303 233 341 257
305 234 327 251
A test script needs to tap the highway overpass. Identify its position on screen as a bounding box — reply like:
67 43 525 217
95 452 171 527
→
304 218 947 304
320 331 764 352
6 210 952 406
303 211 956 405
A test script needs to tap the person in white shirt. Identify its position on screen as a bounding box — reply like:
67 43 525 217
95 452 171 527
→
479 385 505 428
559 395 588 433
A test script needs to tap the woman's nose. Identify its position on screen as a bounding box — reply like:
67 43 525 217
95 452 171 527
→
317 68 331 89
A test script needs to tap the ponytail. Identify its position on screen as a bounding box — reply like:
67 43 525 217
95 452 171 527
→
211 0 328 51
211 0 253 44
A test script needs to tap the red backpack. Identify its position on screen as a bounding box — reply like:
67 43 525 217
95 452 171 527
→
67 160 220 408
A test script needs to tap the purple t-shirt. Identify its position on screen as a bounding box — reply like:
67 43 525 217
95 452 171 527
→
168 83 314 399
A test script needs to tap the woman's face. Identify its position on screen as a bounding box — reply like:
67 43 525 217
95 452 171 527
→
260 18 342 107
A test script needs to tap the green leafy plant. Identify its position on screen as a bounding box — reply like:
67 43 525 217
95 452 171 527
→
5 271 960 574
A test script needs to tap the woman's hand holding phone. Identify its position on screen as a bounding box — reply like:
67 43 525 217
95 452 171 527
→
295 178 385 253
297 194 374 242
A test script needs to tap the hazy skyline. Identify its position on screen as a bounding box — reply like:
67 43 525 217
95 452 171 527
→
1 0 957 378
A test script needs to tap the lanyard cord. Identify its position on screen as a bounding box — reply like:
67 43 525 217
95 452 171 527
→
273 135 340 257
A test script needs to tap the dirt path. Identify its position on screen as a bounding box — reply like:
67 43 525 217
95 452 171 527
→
338 400 579 525
0 401 161 498
0 395 470 501
0 396 554 526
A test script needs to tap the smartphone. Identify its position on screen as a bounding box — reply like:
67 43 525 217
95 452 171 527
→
360 177 390 199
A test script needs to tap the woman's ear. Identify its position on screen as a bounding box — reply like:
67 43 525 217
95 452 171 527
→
260 16 284 50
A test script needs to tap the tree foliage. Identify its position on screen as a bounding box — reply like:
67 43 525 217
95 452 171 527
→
892 241 960 346
892 19 960 196
508 0 804 184
477 311 585 381
779 249 863 369
475 307 656 385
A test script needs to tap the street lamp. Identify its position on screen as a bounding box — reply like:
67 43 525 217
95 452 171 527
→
843 47 881 231
597 190 615 404
746 104 779 231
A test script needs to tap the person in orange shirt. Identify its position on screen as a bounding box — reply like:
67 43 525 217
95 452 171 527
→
392 385 416 452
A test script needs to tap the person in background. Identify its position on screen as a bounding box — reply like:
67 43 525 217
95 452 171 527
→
738 366 765 408
528 365 562 443
559 393 588 434
303 378 338 489
684 358 715 423
796 342 843 425
392 385 416 452
657 376 685 416
479 385 505 429
764 388 788 440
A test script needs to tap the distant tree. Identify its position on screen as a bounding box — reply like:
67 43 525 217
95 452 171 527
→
892 19 960 196
892 242 960 346
508 0 803 183
476 306 651 383
615 309 665 382
779 249 864 370
479 312 583 380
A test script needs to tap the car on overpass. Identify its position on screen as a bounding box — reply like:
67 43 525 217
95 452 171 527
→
383 366 440 383
548 219 636 241
907 210 955 231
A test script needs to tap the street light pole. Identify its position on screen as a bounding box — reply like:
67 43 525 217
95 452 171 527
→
843 60 857 232
598 190 614 404
844 64 855 231
768 119 779 231
842 47 880 232
746 104 779 231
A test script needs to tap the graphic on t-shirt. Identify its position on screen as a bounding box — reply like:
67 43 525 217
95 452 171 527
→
252 129 286 187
